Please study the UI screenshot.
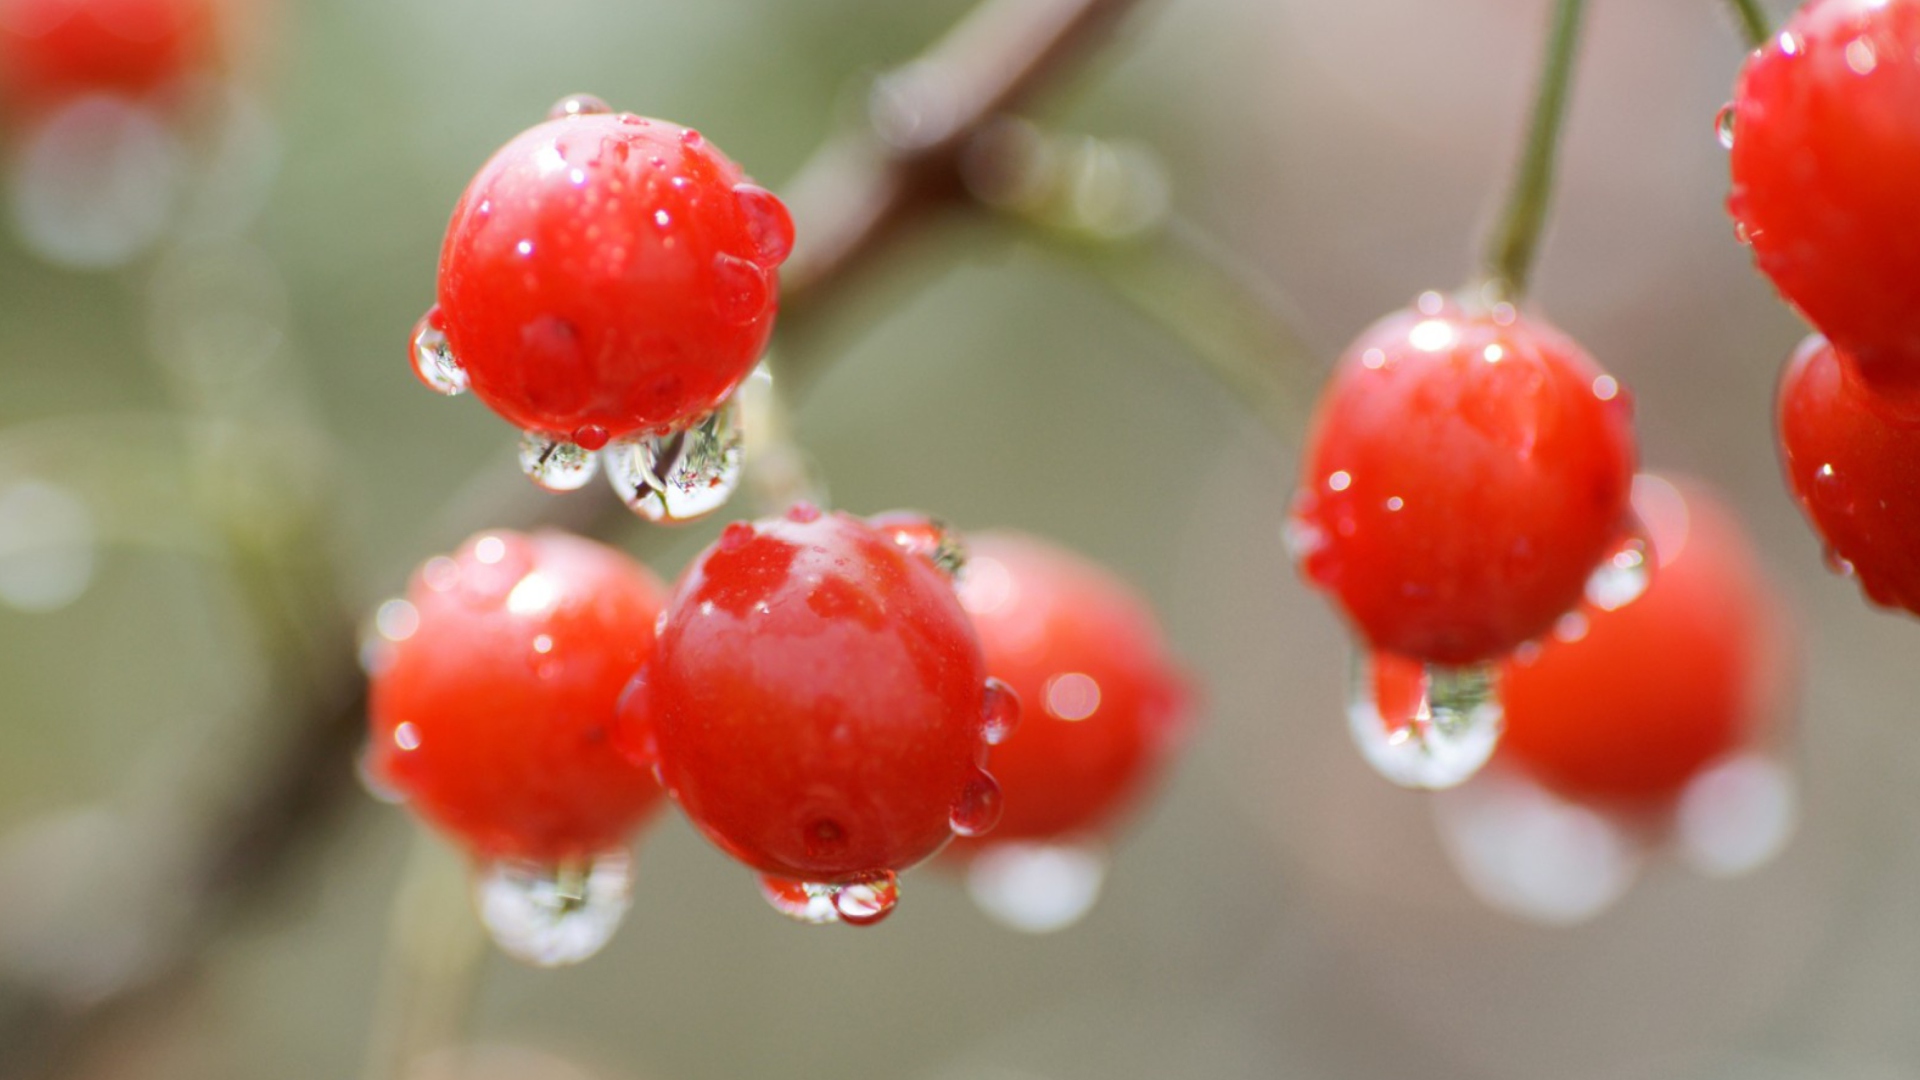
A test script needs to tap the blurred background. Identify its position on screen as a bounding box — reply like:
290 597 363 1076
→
2 0 1916 1077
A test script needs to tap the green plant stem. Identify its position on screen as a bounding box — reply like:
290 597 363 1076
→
361 832 490 1080
1479 0 1588 303
1724 0 1770 49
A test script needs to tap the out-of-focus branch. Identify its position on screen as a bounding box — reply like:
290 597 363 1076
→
0 0 1149 1075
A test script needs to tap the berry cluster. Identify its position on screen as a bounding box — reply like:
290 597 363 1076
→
1726 0 1920 613
0 0 216 118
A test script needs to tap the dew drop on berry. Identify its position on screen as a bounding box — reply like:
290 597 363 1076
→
965 841 1107 934
1430 769 1641 925
517 431 600 492
548 94 612 120
733 184 795 268
980 677 1021 746
1674 753 1797 878
1347 649 1504 790
473 850 634 967
711 254 773 325
411 310 468 396
572 425 610 452
602 399 745 523
785 501 823 524
949 769 1004 837
353 742 407 805
1583 530 1652 612
1713 104 1736 150
757 875 841 924
831 871 900 926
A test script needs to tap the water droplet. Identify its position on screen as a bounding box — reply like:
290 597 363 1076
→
1281 510 1328 566
1347 650 1504 790
679 128 704 148
868 512 966 576
711 253 772 324
980 678 1021 746
1584 532 1652 612
572 424 610 452
411 310 468 396
517 431 599 492
757 875 840 924
1675 754 1797 877
1714 103 1736 149
473 850 634 967
1431 770 1642 926
733 183 794 268
719 521 756 551
354 743 407 805
949 770 1004 837
785 501 823 524
1822 547 1857 578
0 479 96 613
1733 219 1753 246
965 842 1107 934
603 399 745 523
832 871 899 926
549 94 612 120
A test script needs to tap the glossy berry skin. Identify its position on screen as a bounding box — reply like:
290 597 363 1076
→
951 533 1193 845
1728 0 1920 375
1498 477 1791 807
367 530 668 863
1778 333 1920 614
625 508 997 884
434 106 792 444
1289 296 1638 666
0 0 214 115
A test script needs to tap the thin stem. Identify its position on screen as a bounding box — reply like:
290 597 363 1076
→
360 831 490 1080
1479 0 1588 303
1723 0 1770 49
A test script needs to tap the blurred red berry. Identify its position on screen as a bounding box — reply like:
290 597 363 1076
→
1499 476 1792 808
0 0 216 115
1778 333 1920 615
429 101 791 445
624 507 1005 890
1727 0 1920 378
950 532 1193 847
1289 294 1638 666
366 530 667 863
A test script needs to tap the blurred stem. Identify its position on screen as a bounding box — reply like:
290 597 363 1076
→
1724 0 1769 48
1478 0 1588 303
361 832 490 1080
1019 217 1313 439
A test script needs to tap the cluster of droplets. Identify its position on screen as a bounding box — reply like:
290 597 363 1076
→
757 871 901 927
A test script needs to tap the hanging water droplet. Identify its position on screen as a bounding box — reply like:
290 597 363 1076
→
1431 769 1642 926
603 399 744 523
733 183 795 268
1584 533 1652 612
411 311 468 396
1675 754 1797 877
1714 104 1737 149
950 770 1004 837
549 94 612 120
980 678 1021 746
757 875 841 925
832 871 899 926
965 841 1108 934
516 431 599 492
473 850 634 967
1346 650 1503 790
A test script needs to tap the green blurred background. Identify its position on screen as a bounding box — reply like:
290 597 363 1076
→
3 0 1916 1077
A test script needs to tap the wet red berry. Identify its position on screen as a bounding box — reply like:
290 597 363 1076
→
950 533 1194 846
431 103 792 442
1289 295 1638 666
0 0 216 116
1727 0 1920 376
366 530 668 862
1499 476 1792 808
1778 333 1920 614
625 508 1002 885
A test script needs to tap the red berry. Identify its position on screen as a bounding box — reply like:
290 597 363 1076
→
429 103 792 443
366 530 667 863
0 0 215 116
950 532 1194 846
1727 0 1920 375
1289 294 1638 666
1499 476 1792 808
624 508 1004 894
1778 332 1920 614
